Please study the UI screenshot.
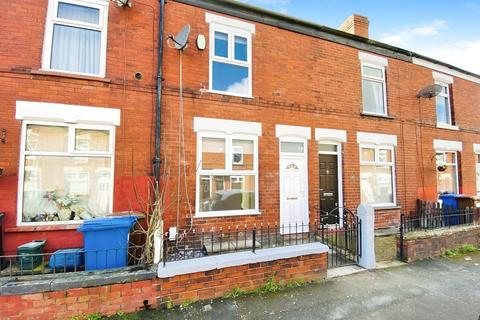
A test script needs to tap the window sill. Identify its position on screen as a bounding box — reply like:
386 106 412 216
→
206 89 254 99
436 123 459 131
360 112 395 120
5 224 82 233
32 69 111 83
373 205 401 211
195 211 261 218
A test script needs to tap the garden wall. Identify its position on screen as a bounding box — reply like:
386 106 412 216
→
0 247 327 319
400 225 480 262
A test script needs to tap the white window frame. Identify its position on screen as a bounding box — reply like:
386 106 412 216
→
435 150 459 195
359 144 396 207
17 120 115 226
359 52 388 116
42 0 109 77
206 13 254 98
195 132 259 218
435 81 453 125
360 62 388 116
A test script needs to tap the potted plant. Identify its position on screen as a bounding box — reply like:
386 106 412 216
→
437 164 447 172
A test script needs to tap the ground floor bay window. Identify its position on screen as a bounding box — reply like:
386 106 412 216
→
194 117 261 217
16 101 120 225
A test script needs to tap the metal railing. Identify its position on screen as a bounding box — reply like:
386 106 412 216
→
0 246 145 278
399 207 480 260
401 207 479 234
163 222 318 265
163 217 360 268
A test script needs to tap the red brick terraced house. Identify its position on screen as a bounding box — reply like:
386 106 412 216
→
0 0 159 254
159 0 480 235
1 0 480 255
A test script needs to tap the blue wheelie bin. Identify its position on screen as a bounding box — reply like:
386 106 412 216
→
439 194 460 225
77 216 137 271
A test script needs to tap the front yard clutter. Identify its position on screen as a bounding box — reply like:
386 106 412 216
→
77 215 137 271
17 239 46 271
49 248 85 271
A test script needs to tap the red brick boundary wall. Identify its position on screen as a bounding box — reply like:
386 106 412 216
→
0 252 327 319
400 225 480 262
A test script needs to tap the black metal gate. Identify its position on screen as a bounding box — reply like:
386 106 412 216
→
317 207 361 268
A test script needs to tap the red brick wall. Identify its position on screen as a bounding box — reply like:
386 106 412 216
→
160 1 480 232
400 226 480 262
0 0 158 254
0 252 327 319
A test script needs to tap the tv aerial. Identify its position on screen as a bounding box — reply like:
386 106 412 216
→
416 84 443 99
168 24 191 51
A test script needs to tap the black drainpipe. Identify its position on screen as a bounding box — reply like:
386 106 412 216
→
153 0 165 181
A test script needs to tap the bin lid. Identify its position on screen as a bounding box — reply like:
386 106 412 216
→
77 216 137 232
439 193 464 199
18 240 46 249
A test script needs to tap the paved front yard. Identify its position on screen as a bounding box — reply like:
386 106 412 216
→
117 251 480 319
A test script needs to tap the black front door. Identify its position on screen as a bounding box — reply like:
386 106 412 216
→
319 154 339 224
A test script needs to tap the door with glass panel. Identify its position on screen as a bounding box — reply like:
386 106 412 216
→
279 141 309 233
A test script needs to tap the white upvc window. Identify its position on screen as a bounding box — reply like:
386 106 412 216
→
359 52 388 116
42 0 109 77
433 72 454 126
18 121 115 225
436 151 458 194
206 13 255 98
435 82 453 125
194 117 261 217
359 145 396 207
475 144 480 197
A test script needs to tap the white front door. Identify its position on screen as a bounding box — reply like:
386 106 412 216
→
280 155 309 233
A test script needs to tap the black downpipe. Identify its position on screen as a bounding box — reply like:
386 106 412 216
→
153 0 165 181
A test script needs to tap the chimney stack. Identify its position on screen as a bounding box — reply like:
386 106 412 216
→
339 14 369 38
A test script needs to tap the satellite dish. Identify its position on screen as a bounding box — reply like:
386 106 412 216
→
170 24 191 50
416 84 443 99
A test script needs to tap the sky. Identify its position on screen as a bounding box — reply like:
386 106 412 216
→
239 0 480 74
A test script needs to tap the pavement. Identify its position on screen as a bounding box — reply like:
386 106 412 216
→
128 251 480 320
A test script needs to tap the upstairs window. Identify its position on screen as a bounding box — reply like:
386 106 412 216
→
206 13 255 97
359 52 388 116
433 72 455 127
42 0 109 77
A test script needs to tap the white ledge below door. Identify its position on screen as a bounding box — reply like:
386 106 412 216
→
157 242 329 278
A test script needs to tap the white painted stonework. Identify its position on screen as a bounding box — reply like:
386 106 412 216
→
315 128 347 142
158 242 328 278
433 139 462 152
275 124 311 140
357 204 376 269
16 100 121 126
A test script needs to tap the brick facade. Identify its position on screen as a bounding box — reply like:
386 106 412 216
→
1 0 480 254
0 0 158 254
400 225 480 262
160 0 480 233
0 252 327 319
